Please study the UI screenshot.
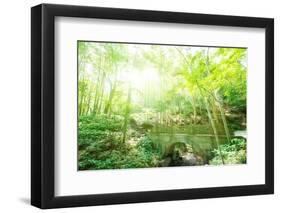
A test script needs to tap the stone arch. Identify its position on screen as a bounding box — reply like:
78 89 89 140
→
165 142 188 157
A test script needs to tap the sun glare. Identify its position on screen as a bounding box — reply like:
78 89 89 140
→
119 68 160 91
78 41 247 170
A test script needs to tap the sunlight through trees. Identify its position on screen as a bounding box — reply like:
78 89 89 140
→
78 42 247 170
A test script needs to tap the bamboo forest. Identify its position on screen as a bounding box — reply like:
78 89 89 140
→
78 41 247 170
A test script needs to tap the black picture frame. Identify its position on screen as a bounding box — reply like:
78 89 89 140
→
31 3 274 209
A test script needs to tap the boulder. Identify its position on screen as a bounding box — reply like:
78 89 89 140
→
181 153 200 166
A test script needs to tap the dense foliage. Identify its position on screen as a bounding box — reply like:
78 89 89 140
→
210 138 246 165
78 115 161 170
78 42 247 170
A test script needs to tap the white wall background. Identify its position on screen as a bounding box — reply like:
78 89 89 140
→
0 0 278 212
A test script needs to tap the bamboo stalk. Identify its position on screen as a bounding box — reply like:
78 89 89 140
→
204 97 225 164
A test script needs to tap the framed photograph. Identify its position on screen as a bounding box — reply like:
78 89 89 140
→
31 3 274 209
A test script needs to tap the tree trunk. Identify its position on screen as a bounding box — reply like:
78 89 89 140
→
210 98 220 126
104 80 117 114
78 79 86 116
122 85 132 143
85 84 94 115
92 56 102 114
97 82 105 114
191 95 197 125
204 97 225 164
217 99 231 143
93 70 106 115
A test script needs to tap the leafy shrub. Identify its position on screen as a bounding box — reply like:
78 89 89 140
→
79 135 160 170
78 115 123 148
209 137 246 165
78 115 161 170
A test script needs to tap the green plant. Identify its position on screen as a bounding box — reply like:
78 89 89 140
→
210 137 246 165
78 115 161 170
